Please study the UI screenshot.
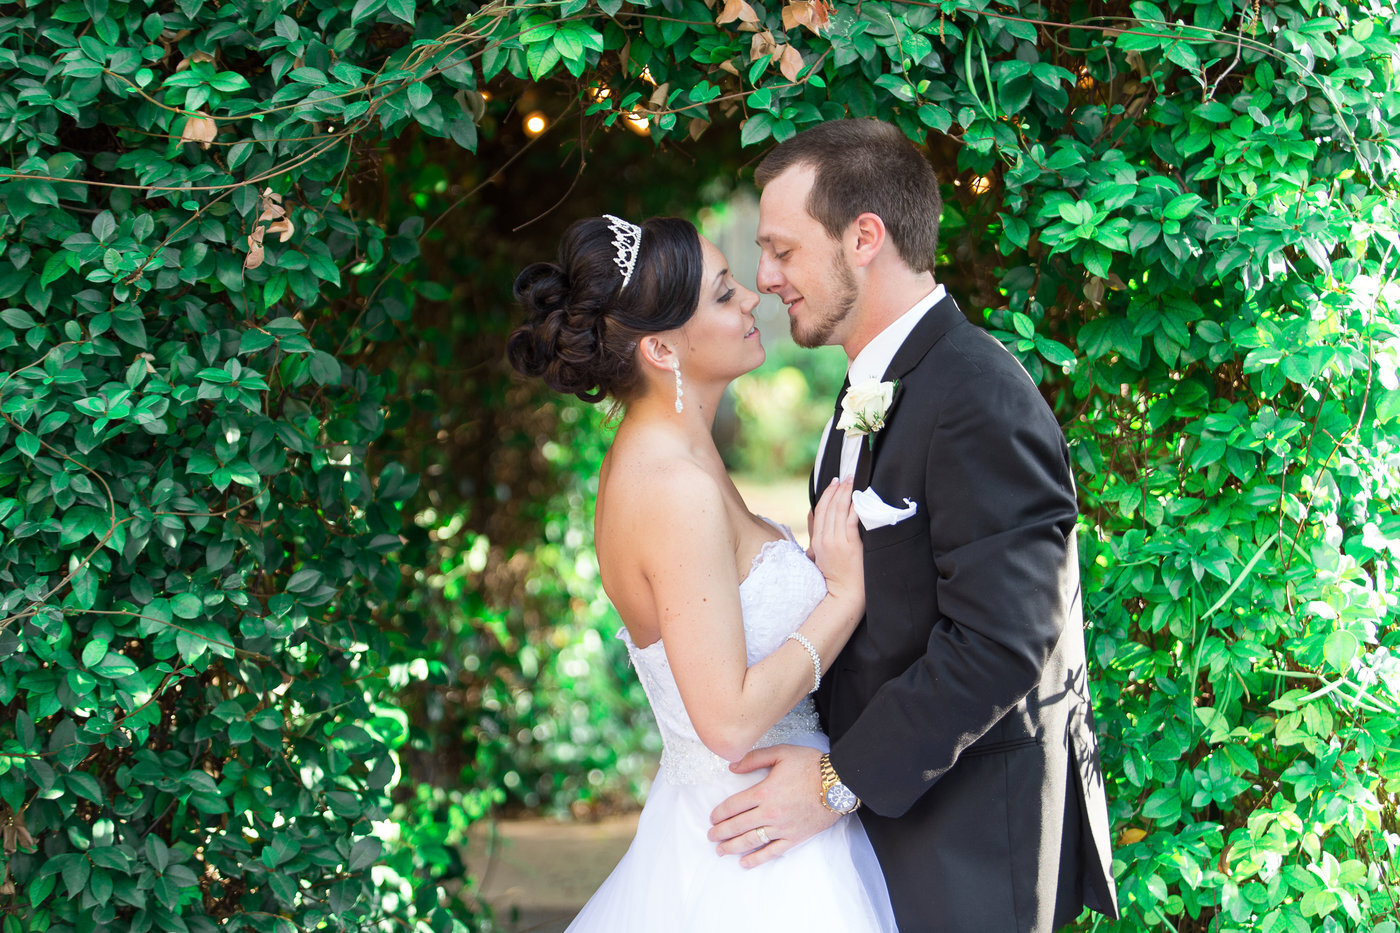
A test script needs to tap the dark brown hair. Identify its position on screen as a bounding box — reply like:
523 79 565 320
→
754 119 942 273
507 216 703 403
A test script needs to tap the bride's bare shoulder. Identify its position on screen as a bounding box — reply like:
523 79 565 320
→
599 445 728 534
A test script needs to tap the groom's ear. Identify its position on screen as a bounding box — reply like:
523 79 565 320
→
850 213 886 269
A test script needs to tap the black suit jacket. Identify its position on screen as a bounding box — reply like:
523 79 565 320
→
811 296 1118 932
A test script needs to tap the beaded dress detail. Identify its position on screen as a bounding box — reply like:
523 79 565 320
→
565 522 896 933
622 534 823 785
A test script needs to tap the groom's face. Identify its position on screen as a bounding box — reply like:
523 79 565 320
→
755 164 858 349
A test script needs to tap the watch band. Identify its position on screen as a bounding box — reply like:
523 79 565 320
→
819 753 861 813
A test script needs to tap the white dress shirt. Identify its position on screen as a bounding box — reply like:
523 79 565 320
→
812 285 947 488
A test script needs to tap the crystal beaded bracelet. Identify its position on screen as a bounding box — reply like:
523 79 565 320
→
786 631 822 693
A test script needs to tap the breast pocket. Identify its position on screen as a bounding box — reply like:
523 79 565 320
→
861 513 926 552
863 516 936 646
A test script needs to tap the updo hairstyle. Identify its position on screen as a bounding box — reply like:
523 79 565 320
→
507 216 703 403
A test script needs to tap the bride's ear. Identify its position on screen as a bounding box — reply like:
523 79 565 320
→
636 335 677 375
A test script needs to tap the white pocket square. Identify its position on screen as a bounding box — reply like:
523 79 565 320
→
852 488 918 531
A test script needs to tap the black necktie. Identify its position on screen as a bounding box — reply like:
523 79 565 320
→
811 376 849 508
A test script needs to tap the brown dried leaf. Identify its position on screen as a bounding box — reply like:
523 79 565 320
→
750 30 777 62
244 232 266 271
648 82 671 109
0 807 34 857
1083 276 1105 308
717 0 760 26
777 43 804 81
782 0 832 35
718 60 740 77
180 113 217 149
688 117 711 140
177 50 216 71
256 187 286 223
265 217 295 243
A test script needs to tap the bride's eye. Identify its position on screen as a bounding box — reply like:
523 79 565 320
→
719 287 736 304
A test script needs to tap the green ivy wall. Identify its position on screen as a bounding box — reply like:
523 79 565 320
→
0 0 1396 931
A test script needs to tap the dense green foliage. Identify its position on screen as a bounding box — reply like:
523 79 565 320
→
1 0 1396 930
0 0 451 928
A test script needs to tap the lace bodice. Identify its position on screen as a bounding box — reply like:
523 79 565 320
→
619 523 828 784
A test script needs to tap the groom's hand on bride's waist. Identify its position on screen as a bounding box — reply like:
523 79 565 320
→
707 744 839 868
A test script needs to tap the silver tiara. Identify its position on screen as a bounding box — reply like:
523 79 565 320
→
603 214 641 290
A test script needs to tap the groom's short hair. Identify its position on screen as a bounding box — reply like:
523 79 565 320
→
754 119 942 274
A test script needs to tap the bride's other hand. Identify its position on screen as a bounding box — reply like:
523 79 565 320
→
810 477 863 608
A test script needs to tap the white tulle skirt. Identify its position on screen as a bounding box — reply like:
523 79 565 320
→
566 735 897 932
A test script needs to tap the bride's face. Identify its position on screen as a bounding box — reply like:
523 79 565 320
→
677 236 764 383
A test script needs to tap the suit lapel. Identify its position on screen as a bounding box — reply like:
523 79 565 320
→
853 295 966 488
883 294 965 384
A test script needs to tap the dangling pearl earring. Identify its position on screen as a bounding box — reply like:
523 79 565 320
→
672 359 684 414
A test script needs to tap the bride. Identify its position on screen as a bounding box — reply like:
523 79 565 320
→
507 214 896 931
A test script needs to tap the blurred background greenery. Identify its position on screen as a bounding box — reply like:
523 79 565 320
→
362 103 839 836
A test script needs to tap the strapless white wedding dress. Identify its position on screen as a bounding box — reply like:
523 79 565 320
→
566 523 897 932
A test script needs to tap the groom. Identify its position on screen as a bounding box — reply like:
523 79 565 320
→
708 119 1120 931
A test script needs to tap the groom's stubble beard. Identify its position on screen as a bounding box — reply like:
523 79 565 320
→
789 245 858 349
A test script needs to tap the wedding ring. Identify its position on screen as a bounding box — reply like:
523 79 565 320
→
756 826 771 846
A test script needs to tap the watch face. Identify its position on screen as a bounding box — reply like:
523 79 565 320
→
825 783 858 813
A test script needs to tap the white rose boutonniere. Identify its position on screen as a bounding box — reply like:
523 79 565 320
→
836 378 898 448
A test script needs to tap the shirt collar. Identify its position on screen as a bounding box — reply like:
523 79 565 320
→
846 284 946 385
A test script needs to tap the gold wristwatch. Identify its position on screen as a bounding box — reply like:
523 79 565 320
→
819 753 861 814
